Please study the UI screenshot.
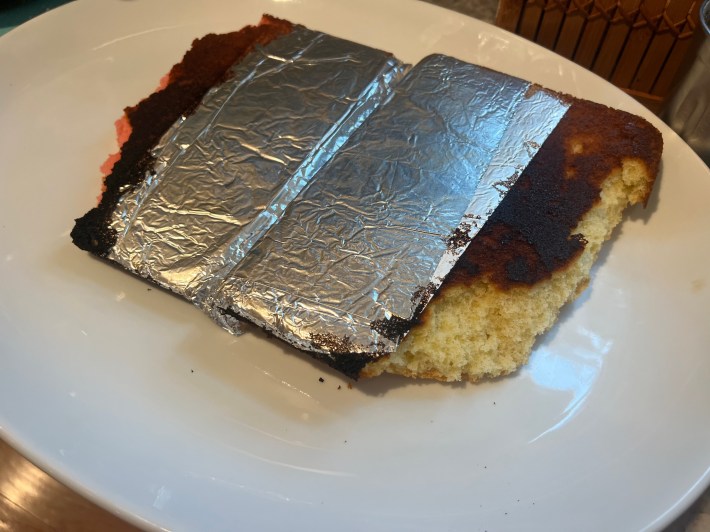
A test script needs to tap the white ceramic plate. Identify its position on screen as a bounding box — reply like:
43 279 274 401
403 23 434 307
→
1 1 709 530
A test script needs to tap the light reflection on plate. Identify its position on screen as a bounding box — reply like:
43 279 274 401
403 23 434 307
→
526 334 609 442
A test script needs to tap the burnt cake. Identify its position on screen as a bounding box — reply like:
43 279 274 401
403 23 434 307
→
72 15 295 257
72 15 663 382
365 100 662 380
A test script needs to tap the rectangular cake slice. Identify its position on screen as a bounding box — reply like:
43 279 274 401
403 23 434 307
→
72 16 662 382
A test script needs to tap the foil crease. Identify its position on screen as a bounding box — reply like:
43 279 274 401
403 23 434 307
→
108 28 569 361
109 27 406 300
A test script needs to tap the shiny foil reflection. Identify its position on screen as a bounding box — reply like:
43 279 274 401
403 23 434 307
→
106 27 569 364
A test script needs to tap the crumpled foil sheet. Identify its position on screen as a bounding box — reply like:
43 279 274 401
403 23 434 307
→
108 26 569 361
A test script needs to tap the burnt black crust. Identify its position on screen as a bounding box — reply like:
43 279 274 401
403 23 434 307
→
311 352 371 381
369 281 437 344
444 99 662 289
370 315 411 343
71 16 294 257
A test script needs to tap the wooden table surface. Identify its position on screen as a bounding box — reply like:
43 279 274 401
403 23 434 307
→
1 430 708 531
0 438 138 531
1 1 709 531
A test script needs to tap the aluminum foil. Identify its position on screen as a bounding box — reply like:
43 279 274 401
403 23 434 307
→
107 27 569 362
110 28 406 300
